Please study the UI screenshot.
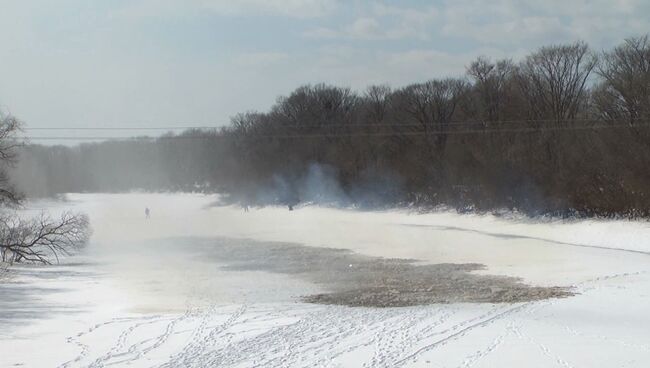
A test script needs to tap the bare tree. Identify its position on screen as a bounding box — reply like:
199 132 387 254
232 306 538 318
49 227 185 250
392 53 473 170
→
275 84 358 127
516 42 597 124
394 78 468 157
594 35 650 124
467 57 515 122
0 212 90 264
0 112 23 205
363 85 392 124
0 112 90 264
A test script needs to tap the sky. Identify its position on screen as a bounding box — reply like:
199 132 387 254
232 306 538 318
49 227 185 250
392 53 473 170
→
0 0 648 143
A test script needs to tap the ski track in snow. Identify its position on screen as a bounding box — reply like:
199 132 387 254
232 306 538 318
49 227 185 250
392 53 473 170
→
52 302 548 367
51 268 650 368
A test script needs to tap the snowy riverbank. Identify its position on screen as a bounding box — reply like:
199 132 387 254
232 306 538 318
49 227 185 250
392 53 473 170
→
1 193 649 367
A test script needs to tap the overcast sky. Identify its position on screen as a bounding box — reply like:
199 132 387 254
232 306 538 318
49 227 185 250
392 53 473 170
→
0 0 648 142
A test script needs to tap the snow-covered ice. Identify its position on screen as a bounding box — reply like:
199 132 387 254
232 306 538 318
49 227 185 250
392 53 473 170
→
1 193 649 367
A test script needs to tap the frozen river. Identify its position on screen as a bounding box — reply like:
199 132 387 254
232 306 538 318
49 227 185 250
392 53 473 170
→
1 193 650 367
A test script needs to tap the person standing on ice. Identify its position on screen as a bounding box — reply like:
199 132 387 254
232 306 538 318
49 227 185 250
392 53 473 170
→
145 207 150 218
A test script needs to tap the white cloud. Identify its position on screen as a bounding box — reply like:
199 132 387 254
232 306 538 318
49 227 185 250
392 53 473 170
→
345 17 382 39
440 0 650 49
304 3 438 41
303 5 438 40
444 16 569 45
372 4 438 25
199 0 338 18
303 27 340 39
233 51 290 66
113 0 339 20
386 50 467 78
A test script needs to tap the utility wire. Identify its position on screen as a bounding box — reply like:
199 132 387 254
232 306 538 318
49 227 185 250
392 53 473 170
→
23 126 221 131
21 117 650 130
16 122 650 141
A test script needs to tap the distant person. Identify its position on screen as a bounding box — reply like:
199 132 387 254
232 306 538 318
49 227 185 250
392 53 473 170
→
145 207 150 218
243 203 249 212
287 193 299 211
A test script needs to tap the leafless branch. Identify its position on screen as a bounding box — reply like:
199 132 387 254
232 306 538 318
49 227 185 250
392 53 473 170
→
0 211 91 264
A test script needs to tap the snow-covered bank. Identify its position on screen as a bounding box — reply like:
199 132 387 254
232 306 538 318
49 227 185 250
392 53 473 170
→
1 193 649 367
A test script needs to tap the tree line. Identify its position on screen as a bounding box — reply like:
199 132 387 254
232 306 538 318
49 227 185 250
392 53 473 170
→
10 35 650 217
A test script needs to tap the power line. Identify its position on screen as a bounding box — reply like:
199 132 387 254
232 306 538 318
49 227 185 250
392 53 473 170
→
24 126 221 131
16 122 650 141
21 117 650 131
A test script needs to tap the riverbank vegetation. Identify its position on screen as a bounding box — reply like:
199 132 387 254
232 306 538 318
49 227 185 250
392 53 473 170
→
10 36 650 218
